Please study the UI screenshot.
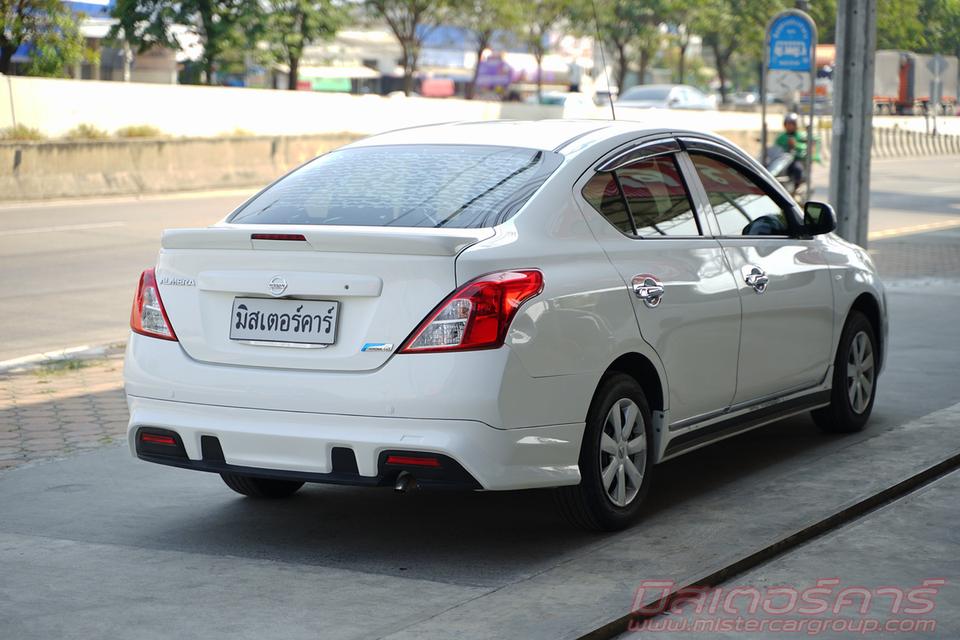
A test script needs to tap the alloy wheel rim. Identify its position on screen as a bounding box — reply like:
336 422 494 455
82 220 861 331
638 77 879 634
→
599 398 647 507
847 330 875 414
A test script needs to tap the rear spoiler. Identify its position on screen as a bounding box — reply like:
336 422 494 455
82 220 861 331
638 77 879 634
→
161 225 495 257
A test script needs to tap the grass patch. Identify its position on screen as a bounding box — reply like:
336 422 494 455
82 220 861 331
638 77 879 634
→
0 124 46 141
64 124 110 140
115 125 165 138
34 359 92 377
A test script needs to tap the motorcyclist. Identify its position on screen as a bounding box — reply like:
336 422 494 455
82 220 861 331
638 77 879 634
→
775 112 817 192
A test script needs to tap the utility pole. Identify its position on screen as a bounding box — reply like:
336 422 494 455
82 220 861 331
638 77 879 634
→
829 0 877 247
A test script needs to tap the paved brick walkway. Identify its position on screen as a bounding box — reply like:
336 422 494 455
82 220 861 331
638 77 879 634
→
0 355 127 472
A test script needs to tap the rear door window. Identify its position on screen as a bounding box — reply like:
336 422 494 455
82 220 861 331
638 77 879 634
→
229 145 561 228
581 154 701 237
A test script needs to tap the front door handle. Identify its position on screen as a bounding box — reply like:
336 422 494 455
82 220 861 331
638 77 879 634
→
742 265 769 294
632 274 664 308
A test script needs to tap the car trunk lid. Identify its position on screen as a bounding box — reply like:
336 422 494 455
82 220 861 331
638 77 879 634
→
154 225 493 371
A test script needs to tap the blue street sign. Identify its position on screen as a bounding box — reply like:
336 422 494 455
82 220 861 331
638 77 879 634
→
768 13 815 72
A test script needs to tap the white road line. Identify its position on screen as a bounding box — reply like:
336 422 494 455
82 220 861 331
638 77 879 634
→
868 218 960 240
928 184 960 194
0 187 256 211
3 221 126 237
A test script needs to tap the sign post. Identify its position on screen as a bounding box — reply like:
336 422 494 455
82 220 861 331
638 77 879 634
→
762 10 817 198
928 54 946 135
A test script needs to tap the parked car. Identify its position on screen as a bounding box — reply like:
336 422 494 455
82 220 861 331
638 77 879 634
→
530 91 589 107
617 84 716 110
528 91 598 117
125 120 886 531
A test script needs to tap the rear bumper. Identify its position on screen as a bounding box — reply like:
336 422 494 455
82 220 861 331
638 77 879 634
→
126 395 583 491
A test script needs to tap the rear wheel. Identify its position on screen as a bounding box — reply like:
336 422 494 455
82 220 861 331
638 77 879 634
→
555 374 654 531
812 311 878 433
220 473 304 498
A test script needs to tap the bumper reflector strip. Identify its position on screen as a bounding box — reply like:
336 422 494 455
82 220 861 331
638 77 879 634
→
385 455 442 468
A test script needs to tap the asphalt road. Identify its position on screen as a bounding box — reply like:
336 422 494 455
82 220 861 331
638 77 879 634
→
1 157 959 363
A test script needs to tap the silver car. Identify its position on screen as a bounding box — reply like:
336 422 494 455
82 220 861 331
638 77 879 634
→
617 84 716 110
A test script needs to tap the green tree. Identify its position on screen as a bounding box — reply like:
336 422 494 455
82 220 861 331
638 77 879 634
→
693 0 776 103
573 0 655 92
876 0 926 50
266 0 344 90
665 0 697 83
1 0 93 75
921 0 960 57
24 8 97 77
364 0 450 96
110 0 258 84
449 0 518 99
517 0 566 101
623 0 669 86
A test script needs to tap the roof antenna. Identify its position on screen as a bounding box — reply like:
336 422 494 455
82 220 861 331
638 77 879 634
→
590 0 616 120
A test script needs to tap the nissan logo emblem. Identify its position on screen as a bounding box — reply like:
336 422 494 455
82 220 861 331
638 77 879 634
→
268 276 288 296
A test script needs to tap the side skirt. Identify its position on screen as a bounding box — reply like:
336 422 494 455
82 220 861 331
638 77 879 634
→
660 389 831 460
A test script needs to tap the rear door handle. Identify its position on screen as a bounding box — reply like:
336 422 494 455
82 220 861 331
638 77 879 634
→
632 274 664 308
742 265 769 294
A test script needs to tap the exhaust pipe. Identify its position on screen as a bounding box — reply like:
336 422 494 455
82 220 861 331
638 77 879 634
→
394 471 417 493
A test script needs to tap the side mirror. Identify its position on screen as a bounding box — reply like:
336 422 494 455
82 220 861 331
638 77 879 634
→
803 201 837 235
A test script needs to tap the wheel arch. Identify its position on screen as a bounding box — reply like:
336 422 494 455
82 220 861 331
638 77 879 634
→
848 292 884 370
602 352 666 413
597 351 669 463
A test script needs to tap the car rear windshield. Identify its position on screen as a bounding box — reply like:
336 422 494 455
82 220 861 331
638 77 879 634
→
228 144 562 228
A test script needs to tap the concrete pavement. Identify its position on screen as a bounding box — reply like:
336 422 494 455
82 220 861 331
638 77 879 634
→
622 469 960 638
2 155 960 363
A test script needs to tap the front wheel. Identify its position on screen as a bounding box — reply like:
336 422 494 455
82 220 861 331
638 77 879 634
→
555 374 654 531
220 473 304 498
812 311 878 433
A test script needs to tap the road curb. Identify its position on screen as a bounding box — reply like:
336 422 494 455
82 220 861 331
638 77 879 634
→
579 449 960 639
0 342 125 375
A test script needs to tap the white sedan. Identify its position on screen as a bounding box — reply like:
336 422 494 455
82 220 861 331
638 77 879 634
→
125 120 886 531
617 84 716 110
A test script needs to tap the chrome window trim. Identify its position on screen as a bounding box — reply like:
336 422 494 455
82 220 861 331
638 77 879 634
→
596 138 682 172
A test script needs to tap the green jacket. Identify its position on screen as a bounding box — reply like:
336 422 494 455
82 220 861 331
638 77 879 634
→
775 130 822 162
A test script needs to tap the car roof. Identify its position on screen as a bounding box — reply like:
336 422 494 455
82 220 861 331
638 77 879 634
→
347 120 619 152
344 119 735 157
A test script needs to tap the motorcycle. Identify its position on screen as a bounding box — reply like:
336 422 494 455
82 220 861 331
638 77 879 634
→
763 145 807 203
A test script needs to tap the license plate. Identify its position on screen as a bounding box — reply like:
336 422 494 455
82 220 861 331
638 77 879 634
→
230 298 340 346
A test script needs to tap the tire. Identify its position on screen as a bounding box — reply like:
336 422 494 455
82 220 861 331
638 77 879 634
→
555 373 654 531
811 311 878 433
220 473 304 498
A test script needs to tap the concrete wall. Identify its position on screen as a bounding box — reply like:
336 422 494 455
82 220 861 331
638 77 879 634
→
0 134 360 201
0 76 550 137
2 75 803 138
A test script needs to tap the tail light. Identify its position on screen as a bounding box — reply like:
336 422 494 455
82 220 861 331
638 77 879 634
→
400 270 543 353
130 268 178 341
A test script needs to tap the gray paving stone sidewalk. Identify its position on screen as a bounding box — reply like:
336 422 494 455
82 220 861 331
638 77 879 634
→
0 355 127 472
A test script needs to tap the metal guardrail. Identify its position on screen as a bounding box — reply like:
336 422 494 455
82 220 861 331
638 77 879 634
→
820 127 960 160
